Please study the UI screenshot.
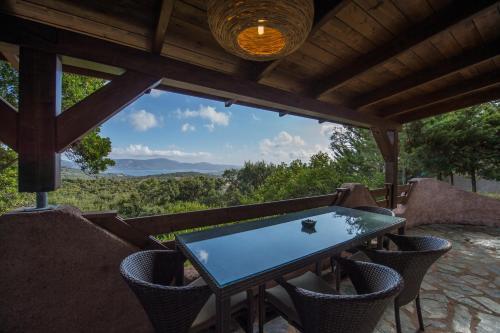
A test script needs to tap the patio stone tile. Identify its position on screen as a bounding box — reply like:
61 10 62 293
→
245 224 500 333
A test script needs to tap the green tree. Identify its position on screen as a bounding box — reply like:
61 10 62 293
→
0 61 115 212
404 102 500 192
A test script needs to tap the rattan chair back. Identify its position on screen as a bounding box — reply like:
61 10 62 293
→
120 250 212 333
362 234 451 306
353 206 395 216
279 258 403 333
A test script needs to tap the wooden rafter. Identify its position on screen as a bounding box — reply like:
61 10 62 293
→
312 0 498 98
152 0 175 54
350 41 500 109
393 86 500 123
0 97 18 151
254 0 346 82
57 71 161 151
0 14 400 130
0 42 19 70
379 70 500 118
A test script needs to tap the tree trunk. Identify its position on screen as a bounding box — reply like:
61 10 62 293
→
449 172 454 186
437 172 442 180
470 169 477 192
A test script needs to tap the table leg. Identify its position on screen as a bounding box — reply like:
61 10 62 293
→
377 235 384 250
216 295 231 333
398 226 406 235
258 285 265 333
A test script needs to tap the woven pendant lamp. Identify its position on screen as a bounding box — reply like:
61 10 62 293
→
207 0 314 61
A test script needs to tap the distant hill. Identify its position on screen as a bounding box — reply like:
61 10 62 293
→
108 158 238 174
61 158 239 177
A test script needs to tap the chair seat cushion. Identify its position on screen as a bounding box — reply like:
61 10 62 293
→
266 271 337 325
190 278 248 330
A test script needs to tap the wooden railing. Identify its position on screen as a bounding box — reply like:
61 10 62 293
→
125 190 348 235
83 189 349 248
84 183 417 249
369 182 414 208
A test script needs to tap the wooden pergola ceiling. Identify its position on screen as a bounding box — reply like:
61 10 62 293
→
0 0 499 128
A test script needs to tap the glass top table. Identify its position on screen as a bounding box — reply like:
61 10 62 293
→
176 206 405 290
175 205 405 333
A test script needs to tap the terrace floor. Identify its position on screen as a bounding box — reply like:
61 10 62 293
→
237 224 500 333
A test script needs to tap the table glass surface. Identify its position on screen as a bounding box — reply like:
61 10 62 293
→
176 206 404 288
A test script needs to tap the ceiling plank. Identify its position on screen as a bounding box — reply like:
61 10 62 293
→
0 97 18 151
312 0 498 98
152 0 175 54
0 14 400 130
350 41 500 109
57 71 161 151
393 86 500 123
253 0 346 82
380 70 500 118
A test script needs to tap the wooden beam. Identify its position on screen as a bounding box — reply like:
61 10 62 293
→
255 0 345 82
56 71 161 151
379 70 500 118
393 86 500 123
0 42 19 70
372 128 399 208
350 41 500 109
0 97 18 150
0 14 400 130
18 48 61 192
152 0 174 54
312 0 498 98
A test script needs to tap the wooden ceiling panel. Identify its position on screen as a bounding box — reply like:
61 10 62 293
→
336 1 394 45
353 0 411 34
172 1 210 30
321 18 376 54
309 30 360 63
450 18 485 51
393 0 435 23
473 4 500 42
426 0 454 12
164 17 244 73
430 31 465 59
1 0 149 49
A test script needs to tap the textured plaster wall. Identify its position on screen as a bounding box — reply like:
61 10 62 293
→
395 178 500 228
0 206 152 333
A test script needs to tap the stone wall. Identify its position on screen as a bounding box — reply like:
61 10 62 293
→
0 206 152 333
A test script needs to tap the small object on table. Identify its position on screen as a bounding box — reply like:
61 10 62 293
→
301 219 316 228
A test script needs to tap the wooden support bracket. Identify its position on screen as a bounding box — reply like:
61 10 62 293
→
0 97 18 151
56 71 161 151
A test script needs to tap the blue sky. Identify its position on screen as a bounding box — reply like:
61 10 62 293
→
102 89 340 166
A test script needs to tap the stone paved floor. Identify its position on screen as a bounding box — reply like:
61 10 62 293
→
237 224 500 333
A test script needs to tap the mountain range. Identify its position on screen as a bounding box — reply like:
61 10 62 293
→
62 158 238 175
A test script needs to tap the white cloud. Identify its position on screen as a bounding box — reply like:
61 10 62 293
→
319 123 343 137
111 144 211 160
259 131 329 162
149 89 165 98
252 113 261 121
129 110 160 132
181 123 196 132
176 105 230 131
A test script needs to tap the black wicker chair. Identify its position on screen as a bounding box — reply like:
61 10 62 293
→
331 206 395 290
120 250 253 333
261 258 403 333
360 234 452 333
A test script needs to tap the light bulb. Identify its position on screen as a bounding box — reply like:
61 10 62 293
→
258 25 265 35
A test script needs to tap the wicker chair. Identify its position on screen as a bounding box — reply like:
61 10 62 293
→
360 234 452 333
331 206 395 290
261 258 403 333
120 250 252 333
